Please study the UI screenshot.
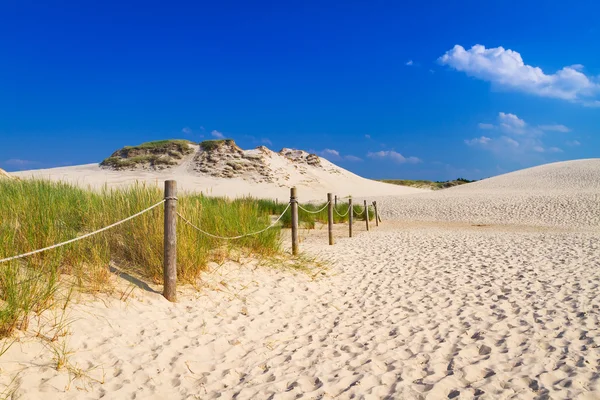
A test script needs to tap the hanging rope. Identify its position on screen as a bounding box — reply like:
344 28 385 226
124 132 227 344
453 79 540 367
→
178 202 291 240
297 202 330 214
0 200 166 264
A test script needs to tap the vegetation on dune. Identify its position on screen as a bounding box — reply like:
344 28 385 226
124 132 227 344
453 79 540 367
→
0 179 369 338
379 178 476 190
0 179 281 337
100 139 194 169
199 139 236 152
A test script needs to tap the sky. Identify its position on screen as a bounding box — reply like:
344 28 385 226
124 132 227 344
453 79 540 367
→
1 0 599 180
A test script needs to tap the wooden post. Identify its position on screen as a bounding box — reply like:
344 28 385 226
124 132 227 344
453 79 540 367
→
163 180 177 302
373 201 379 227
348 197 353 238
291 187 299 255
334 195 338 209
364 200 369 231
327 193 334 245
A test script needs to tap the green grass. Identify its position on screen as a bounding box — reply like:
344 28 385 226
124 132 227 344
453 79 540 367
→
379 177 475 190
257 199 375 229
100 139 194 169
122 139 193 151
0 180 375 338
199 139 236 152
0 180 282 337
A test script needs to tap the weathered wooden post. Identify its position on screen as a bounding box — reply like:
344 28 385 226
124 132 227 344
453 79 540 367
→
291 187 299 255
327 193 334 245
348 197 353 238
163 180 177 302
373 201 379 227
364 200 369 231
334 195 338 209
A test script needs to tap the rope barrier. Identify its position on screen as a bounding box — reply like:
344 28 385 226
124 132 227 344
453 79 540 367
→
0 200 166 264
178 202 291 240
297 202 330 214
334 205 351 218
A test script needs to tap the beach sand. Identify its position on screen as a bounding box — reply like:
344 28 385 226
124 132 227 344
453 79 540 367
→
2 159 599 399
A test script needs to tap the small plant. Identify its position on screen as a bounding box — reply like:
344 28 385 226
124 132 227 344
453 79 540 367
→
199 139 236 152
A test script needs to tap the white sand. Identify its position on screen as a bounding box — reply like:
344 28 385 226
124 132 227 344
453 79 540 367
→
13 154 425 202
2 159 600 399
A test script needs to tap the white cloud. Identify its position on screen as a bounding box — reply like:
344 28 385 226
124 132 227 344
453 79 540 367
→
405 60 414 66
321 149 340 157
439 44 600 106
365 134 371 139
466 112 570 159
566 140 581 146
538 124 571 133
498 112 527 134
211 130 225 139
344 155 363 162
367 150 421 164
465 136 492 146
182 127 192 135
501 136 520 147
315 149 362 162
3 159 38 166
261 138 273 146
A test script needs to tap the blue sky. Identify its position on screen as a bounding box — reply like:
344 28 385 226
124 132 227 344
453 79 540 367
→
1 1 598 180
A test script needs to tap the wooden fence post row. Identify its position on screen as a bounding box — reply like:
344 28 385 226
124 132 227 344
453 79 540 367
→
348 197 353 238
373 201 379 227
364 200 370 231
291 187 299 256
164 180 177 302
327 193 334 245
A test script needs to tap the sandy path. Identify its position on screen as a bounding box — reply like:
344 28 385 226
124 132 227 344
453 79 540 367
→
2 223 599 399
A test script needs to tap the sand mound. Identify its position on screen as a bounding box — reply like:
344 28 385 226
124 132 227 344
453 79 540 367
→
375 159 600 229
0 168 14 179
14 140 425 201
100 140 196 170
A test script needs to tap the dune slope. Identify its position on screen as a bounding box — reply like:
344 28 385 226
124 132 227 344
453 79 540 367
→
375 159 600 229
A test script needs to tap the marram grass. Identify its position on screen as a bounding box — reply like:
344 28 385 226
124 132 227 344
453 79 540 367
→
0 180 371 337
0 180 281 337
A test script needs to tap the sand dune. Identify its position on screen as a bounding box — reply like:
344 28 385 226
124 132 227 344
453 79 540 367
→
374 159 600 229
13 147 425 202
2 159 599 398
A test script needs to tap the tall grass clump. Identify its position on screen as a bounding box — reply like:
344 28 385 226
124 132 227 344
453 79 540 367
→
0 180 283 337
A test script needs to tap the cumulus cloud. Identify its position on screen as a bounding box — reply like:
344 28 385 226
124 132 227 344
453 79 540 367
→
320 149 340 158
182 127 192 135
439 44 600 106
367 150 421 164
466 112 570 159
3 159 38 166
344 155 363 162
465 136 491 146
405 60 414 66
315 149 362 162
538 124 571 133
211 130 225 139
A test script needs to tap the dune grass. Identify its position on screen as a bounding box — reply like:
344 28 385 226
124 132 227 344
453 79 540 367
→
0 180 373 338
256 199 374 229
0 180 281 337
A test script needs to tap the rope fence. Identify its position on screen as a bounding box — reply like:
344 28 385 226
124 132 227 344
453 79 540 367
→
0 181 381 301
297 202 330 214
0 200 165 264
177 202 291 240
